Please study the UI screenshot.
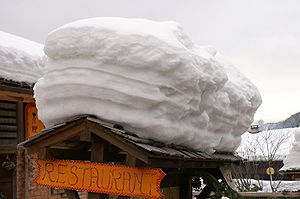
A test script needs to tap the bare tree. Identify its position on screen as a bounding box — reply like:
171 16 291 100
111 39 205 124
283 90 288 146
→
232 127 294 192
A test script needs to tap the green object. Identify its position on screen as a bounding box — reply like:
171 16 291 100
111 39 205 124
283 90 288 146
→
0 193 7 199
194 171 244 199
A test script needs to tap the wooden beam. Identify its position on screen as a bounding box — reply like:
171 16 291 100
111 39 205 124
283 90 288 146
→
0 145 16 154
88 134 108 199
65 190 80 199
24 120 88 154
0 118 17 124
17 102 25 143
89 122 150 164
0 102 17 109
38 146 82 199
39 148 91 160
0 84 33 94
179 174 192 199
126 154 136 166
219 164 237 190
0 132 17 138
160 170 180 188
79 130 91 142
148 158 220 168
0 90 34 103
117 153 134 199
90 134 105 162
0 139 17 145
0 110 16 117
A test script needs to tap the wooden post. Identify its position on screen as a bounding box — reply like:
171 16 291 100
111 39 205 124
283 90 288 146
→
88 134 108 199
65 190 80 199
179 174 192 199
196 183 213 199
39 148 82 199
17 102 24 143
115 154 137 199
126 153 136 166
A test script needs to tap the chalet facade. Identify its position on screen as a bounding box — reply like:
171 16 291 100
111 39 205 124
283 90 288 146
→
0 79 71 199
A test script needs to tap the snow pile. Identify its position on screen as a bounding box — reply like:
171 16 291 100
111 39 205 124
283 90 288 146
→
281 129 300 171
0 31 44 83
237 128 298 161
34 17 261 153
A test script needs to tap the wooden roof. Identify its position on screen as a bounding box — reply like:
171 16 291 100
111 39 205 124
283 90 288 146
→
19 116 241 168
0 78 34 103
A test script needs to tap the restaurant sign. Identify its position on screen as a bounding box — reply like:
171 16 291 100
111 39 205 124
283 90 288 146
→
36 159 166 198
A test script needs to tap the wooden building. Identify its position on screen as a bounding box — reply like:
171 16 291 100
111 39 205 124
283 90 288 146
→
19 115 240 199
0 79 64 199
0 78 35 199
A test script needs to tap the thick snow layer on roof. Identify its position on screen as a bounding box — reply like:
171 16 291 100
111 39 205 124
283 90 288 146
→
237 128 298 161
281 129 300 171
34 17 261 153
0 31 44 83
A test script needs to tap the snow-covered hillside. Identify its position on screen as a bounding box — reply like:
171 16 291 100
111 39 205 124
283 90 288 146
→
34 17 261 153
0 31 44 83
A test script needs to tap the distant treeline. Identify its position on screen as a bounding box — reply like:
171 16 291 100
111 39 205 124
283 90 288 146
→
259 112 300 131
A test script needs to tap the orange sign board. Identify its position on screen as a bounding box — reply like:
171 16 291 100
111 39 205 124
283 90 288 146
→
25 103 45 139
36 159 166 198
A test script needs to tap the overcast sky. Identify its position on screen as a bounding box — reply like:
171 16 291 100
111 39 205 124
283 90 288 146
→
1 0 299 122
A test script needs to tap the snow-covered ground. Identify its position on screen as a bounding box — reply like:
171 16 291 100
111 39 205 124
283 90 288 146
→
237 179 300 192
34 17 261 153
281 129 300 171
0 31 44 83
237 128 298 161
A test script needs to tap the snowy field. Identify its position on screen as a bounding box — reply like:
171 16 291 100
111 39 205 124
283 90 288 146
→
237 179 300 192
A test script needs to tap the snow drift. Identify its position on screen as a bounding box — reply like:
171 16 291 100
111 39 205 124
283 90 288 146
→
281 129 300 171
34 17 261 153
0 31 44 83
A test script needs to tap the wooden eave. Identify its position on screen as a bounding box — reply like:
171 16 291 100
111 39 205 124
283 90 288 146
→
0 78 34 103
281 170 300 175
18 116 241 168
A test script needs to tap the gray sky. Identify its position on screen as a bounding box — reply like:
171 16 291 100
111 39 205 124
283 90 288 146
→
1 0 300 121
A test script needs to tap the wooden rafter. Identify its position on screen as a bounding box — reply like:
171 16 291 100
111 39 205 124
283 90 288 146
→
21 119 88 153
88 121 150 164
0 90 34 103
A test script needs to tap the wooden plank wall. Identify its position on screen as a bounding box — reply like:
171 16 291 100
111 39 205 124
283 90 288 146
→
0 100 18 149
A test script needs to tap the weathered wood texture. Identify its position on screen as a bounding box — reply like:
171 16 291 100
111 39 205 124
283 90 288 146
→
21 119 88 153
65 190 80 199
0 79 33 103
19 116 240 168
161 187 180 199
17 102 24 143
179 175 192 199
88 134 109 199
0 100 18 149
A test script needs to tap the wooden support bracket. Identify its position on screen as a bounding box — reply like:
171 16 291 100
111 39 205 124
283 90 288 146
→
219 163 237 190
65 190 80 199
